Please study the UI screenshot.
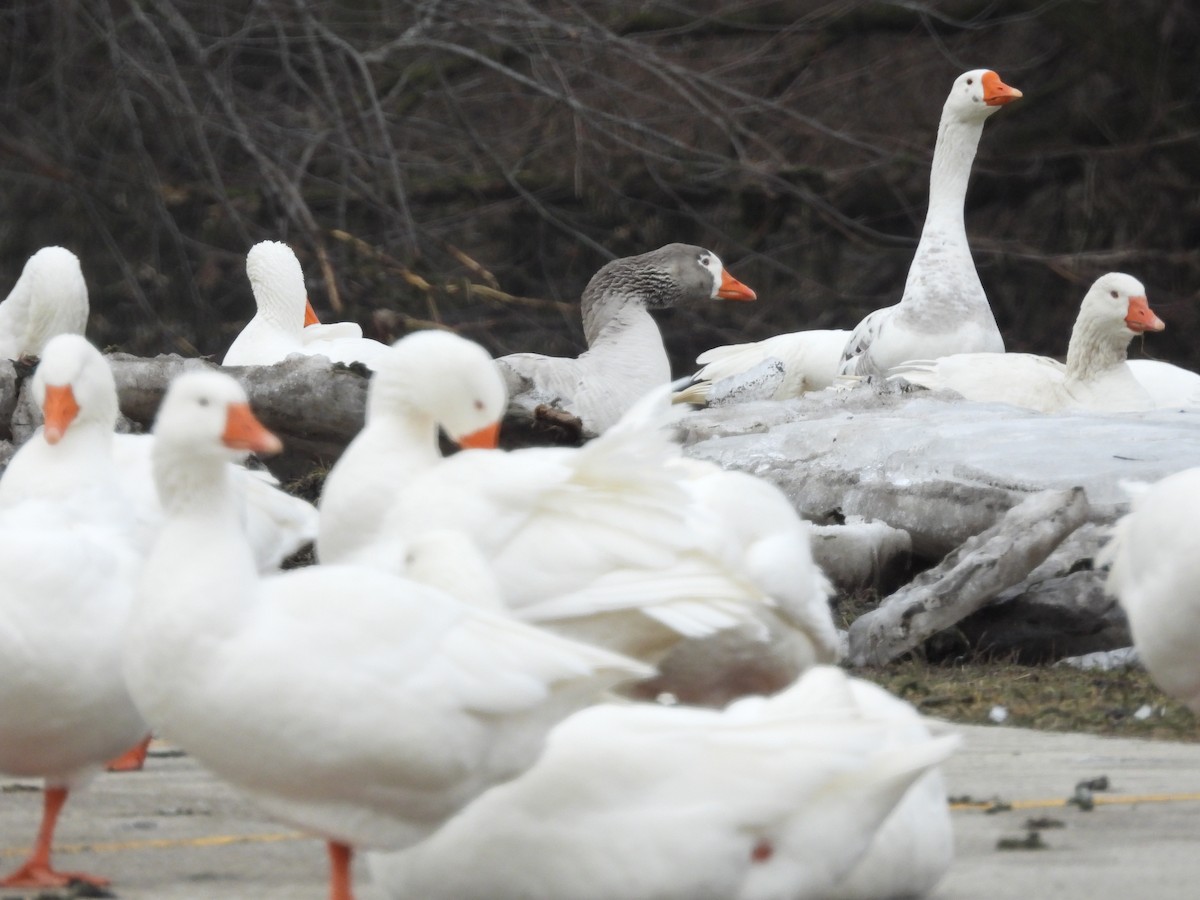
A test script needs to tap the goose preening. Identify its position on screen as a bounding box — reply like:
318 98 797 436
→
892 273 1164 413
369 666 958 900
319 330 838 672
0 246 88 361
1103 469 1200 712
839 69 1021 378
222 240 392 369
497 243 756 435
123 370 650 900
0 334 147 888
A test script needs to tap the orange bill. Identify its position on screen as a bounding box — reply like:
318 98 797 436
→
717 269 757 302
457 421 500 449
222 403 283 455
304 299 321 327
42 384 80 445
1125 296 1165 333
981 71 1022 106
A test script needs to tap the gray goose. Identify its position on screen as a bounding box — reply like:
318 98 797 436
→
498 243 755 435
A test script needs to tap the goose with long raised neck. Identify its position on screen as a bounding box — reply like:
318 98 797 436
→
893 273 1163 413
0 334 147 889
1103 469 1200 712
0 246 88 360
123 370 649 900
839 69 1022 378
321 331 838 672
222 240 392 369
369 665 959 900
497 243 756 435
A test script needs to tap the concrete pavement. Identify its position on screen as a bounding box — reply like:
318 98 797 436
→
2 725 1200 899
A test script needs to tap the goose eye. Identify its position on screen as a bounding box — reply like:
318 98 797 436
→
966 78 973 85
197 397 210 408
473 399 484 411
698 254 711 267
1110 291 1118 299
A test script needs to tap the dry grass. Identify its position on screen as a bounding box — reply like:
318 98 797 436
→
854 659 1198 743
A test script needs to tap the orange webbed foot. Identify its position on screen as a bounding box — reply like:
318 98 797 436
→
106 734 153 772
1 859 111 889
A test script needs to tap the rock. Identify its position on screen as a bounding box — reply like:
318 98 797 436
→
952 523 1130 662
846 488 1091 666
1057 646 1141 671
680 387 1200 558
109 352 370 479
956 569 1130 663
0 359 18 440
808 517 913 593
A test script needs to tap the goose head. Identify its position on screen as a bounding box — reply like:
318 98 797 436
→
371 330 507 448
1066 273 1164 380
944 69 1022 124
245 241 320 331
586 243 756 313
154 371 282 464
33 334 118 445
1081 273 1163 337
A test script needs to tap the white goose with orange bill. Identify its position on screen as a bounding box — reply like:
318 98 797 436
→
892 273 1164 413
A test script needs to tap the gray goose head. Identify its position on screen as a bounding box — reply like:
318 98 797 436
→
581 243 755 340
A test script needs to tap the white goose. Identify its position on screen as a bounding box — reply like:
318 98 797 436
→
893 273 1164 413
123 370 650 900
369 666 958 900
498 243 756 435
1103 469 1200 711
222 241 392 369
675 328 851 405
839 69 1021 377
320 330 837 669
1126 358 1200 408
0 334 147 889
0 359 319 576
0 246 88 360
316 329 504 566
106 432 319 572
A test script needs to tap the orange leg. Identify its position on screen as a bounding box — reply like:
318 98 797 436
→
0 785 110 888
106 734 153 772
328 841 355 900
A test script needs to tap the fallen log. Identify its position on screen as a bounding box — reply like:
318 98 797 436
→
114 353 371 477
4 352 371 480
846 487 1091 667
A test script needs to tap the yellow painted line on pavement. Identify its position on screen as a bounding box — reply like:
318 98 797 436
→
0 830 308 858
5 793 1200 858
951 791 1200 812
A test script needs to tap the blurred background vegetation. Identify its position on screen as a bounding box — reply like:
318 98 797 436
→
2 0 1198 374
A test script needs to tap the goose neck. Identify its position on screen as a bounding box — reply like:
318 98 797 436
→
925 117 985 225
1066 315 1130 381
154 449 241 523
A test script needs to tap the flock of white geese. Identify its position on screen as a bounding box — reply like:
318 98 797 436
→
0 66 1198 900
